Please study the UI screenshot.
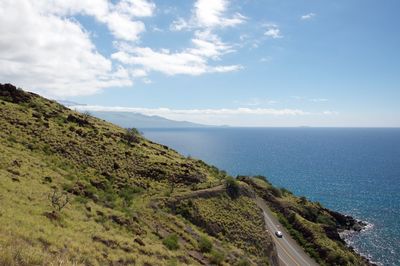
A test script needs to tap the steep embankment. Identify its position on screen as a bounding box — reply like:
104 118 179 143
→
0 84 276 265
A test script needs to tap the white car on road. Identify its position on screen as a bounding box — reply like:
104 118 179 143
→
275 231 283 238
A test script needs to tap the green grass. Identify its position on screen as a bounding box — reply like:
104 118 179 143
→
0 85 277 265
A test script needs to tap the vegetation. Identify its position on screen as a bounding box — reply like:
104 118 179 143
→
162 234 179 250
0 84 371 265
198 235 213 253
0 84 273 265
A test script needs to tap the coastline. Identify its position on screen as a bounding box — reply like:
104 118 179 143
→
339 220 380 266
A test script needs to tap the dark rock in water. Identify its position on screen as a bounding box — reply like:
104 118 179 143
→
324 208 367 232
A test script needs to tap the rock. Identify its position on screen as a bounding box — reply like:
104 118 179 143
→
66 114 90 127
134 238 145 246
0 83 33 103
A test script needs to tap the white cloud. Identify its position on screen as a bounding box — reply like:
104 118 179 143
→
194 0 245 28
0 0 244 97
71 105 310 116
264 24 283 39
260 57 272 63
170 0 245 31
235 98 278 106
292 96 329 103
36 0 154 42
114 0 155 17
131 69 148 78
103 12 145 41
0 0 133 97
170 17 190 31
70 105 340 126
301 13 316 20
322 110 338 115
310 98 328 102
112 30 241 76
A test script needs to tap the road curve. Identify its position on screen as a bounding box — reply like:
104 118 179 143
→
256 197 319 266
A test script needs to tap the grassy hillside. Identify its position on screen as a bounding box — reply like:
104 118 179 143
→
0 84 276 265
0 84 372 266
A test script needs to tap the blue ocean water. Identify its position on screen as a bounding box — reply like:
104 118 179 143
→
142 128 400 265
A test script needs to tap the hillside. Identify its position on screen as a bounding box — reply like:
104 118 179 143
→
0 83 371 266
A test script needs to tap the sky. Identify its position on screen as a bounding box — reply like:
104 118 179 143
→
1 0 399 127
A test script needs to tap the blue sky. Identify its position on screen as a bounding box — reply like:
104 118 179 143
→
1 0 399 126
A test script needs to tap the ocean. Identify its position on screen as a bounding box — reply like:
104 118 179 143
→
142 128 400 266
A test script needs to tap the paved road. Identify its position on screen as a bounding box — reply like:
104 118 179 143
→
256 197 319 266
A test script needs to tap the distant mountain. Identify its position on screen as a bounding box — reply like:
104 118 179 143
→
87 111 209 129
57 100 85 106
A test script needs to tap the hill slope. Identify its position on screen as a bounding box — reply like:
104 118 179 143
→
0 84 276 265
0 83 372 266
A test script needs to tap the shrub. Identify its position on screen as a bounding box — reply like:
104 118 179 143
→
270 186 282 198
124 128 140 144
43 176 53 183
198 236 213 253
163 234 179 250
299 196 307 204
225 176 239 199
280 187 292 196
209 249 225 265
119 186 142 206
48 189 70 212
253 175 270 184
235 258 251 266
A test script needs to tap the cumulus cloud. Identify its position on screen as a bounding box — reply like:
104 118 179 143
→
122 0 246 76
301 13 316 20
0 0 133 97
0 0 244 97
36 0 155 41
264 24 283 39
194 0 246 28
112 31 242 76
170 0 246 31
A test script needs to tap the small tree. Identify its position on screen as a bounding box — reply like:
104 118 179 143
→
225 176 240 199
48 188 70 212
82 111 91 121
198 235 213 253
163 234 179 250
300 196 307 204
125 128 140 144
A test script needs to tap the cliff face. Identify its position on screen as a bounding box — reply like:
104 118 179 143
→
0 84 276 265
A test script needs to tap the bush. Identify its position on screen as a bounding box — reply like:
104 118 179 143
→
225 176 239 199
119 186 142 206
235 258 251 266
270 186 282 198
209 249 225 265
124 128 140 144
198 236 213 253
280 187 292 196
163 234 179 250
253 175 270 184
